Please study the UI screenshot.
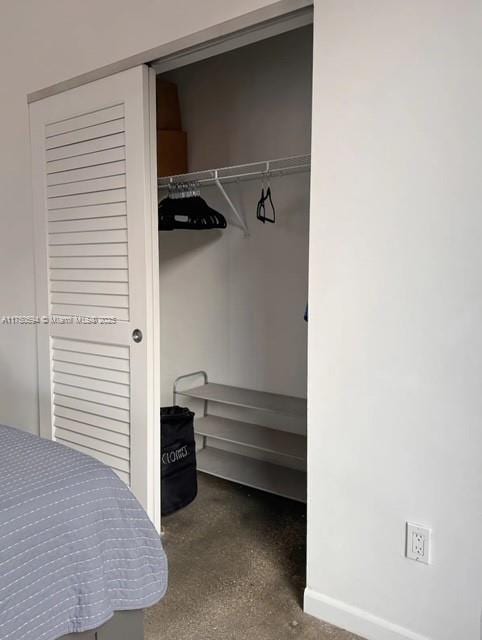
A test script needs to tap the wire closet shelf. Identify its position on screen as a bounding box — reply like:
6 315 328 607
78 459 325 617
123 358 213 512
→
157 154 311 188
157 154 311 236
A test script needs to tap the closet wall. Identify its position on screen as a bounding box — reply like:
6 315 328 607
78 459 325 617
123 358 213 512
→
158 26 313 406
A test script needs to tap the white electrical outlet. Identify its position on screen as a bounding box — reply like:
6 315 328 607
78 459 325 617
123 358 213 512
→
406 523 431 564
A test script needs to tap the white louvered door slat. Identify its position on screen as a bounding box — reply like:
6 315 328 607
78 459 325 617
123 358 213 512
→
46 119 126 149
45 103 125 137
47 160 127 186
52 360 130 384
47 174 126 197
47 147 127 174
30 66 160 530
46 132 125 162
47 188 127 209
48 202 127 221
49 245 129 259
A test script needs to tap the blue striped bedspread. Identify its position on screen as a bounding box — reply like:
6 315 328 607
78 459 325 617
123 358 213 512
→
0 424 167 640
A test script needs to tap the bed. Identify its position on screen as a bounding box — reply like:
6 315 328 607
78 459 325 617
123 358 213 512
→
0 424 168 640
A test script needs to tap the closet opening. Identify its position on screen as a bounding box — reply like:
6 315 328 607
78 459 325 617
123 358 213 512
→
154 22 312 628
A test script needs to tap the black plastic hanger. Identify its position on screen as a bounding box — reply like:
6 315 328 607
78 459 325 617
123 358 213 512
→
256 185 275 224
158 182 227 231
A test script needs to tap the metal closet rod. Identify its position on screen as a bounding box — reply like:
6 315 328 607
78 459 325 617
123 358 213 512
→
157 154 311 237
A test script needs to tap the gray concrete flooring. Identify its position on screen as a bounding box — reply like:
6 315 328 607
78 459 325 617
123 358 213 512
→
146 473 363 640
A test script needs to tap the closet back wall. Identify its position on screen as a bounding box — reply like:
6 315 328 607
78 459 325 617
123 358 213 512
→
158 26 313 405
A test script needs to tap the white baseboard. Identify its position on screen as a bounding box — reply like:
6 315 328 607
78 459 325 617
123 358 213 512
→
304 588 431 640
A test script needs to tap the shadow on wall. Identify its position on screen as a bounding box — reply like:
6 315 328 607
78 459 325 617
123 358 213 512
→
159 228 224 268
0 326 39 434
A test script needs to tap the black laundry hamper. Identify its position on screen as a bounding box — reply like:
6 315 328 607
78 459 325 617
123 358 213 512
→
161 406 197 516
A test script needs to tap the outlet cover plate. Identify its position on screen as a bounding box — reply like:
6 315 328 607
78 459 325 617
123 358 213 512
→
406 522 431 564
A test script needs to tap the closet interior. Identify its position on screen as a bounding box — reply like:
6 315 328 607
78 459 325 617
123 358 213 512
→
156 25 312 503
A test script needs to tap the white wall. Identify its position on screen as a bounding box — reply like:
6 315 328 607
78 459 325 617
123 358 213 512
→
158 28 312 407
305 2 482 640
0 0 285 433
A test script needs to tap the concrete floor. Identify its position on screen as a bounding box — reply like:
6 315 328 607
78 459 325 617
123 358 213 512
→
146 473 363 640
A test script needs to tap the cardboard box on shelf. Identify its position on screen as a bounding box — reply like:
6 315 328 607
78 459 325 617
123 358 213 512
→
157 130 188 178
156 80 182 131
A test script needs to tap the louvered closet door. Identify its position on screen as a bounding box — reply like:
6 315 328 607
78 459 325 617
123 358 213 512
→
30 66 160 529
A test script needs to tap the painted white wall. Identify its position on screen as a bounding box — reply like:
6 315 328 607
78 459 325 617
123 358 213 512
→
305 2 482 640
0 0 287 433
158 27 311 407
